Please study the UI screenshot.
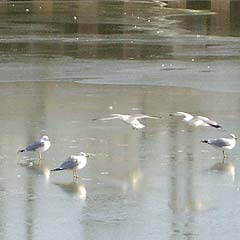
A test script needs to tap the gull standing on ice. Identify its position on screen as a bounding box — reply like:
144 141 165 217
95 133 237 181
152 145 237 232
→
93 114 161 130
51 152 89 179
201 134 237 161
18 135 51 160
169 112 222 129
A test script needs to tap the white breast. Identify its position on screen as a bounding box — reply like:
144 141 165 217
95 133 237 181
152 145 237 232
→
38 141 51 153
77 156 87 169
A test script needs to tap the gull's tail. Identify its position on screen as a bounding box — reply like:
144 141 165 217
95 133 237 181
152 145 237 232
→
51 168 63 172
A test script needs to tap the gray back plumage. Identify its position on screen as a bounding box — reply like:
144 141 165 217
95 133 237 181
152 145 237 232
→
197 116 221 128
209 139 231 147
59 156 78 170
26 141 44 151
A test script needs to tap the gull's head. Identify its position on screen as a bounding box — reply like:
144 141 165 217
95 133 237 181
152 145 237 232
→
230 134 237 140
132 122 145 130
79 152 89 157
40 135 49 141
169 112 185 117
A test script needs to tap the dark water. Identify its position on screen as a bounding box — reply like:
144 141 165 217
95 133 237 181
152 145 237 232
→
0 1 240 240
0 0 240 92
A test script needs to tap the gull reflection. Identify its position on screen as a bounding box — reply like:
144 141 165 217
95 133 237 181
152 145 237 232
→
18 159 50 181
130 168 143 192
122 168 143 193
210 162 235 182
54 182 87 201
100 167 143 193
169 199 206 213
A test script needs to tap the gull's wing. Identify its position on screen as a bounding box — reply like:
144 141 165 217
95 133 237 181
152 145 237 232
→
26 141 44 151
208 138 231 147
169 112 194 120
133 114 161 120
59 156 78 170
197 116 222 129
92 116 121 121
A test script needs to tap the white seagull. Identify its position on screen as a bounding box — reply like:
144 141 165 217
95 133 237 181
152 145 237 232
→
93 113 161 130
51 152 89 179
201 134 237 161
169 112 222 129
153 0 168 8
18 135 51 159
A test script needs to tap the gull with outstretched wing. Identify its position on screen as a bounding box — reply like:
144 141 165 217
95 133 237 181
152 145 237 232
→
93 113 161 130
169 112 222 129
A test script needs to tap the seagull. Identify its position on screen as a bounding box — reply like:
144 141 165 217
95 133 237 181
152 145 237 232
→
51 152 89 179
153 0 168 8
92 114 161 130
169 112 222 129
201 134 237 161
18 135 51 159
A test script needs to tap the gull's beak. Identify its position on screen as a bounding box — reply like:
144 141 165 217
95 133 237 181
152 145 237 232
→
86 153 95 157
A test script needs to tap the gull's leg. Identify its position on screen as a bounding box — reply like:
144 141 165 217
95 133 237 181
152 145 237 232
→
37 152 42 164
73 169 78 179
75 169 79 179
222 150 226 163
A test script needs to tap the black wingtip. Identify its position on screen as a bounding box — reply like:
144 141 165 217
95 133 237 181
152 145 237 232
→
51 168 63 172
18 149 25 153
214 125 222 129
200 140 208 143
209 123 222 129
